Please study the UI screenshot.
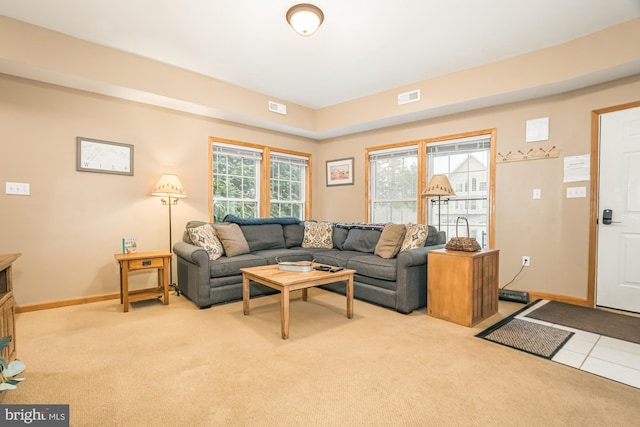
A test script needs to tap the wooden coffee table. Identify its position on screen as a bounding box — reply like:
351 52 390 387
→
241 264 355 339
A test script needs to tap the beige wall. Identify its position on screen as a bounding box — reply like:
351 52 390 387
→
0 75 317 307
313 76 640 301
3 73 639 307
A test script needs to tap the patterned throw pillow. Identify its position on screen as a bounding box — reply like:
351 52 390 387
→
400 223 428 252
302 221 334 249
188 224 225 261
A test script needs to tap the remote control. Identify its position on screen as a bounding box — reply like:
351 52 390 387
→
329 267 344 273
314 266 331 271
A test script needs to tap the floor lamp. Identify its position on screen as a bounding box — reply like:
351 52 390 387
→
152 174 187 296
422 174 455 230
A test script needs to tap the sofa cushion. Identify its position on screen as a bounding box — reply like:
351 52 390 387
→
400 224 428 251
342 228 382 253
213 223 251 257
310 249 363 267
240 224 285 251
188 223 225 261
374 224 406 259
283 223 304 248
209 254 267 278
347 254 398 281
302 221 333 249
332 227 349 250
252 248 314 265
425 225 442 246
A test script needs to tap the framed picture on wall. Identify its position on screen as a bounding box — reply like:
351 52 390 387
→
76 137 134 176
326 157 354 186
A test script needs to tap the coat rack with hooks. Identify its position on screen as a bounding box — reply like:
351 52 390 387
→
497 146 558 163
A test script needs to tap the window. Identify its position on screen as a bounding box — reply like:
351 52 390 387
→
368 145 418 223
270 152 308 219
212 143 261 222
211 139 311 222
427 134 491 247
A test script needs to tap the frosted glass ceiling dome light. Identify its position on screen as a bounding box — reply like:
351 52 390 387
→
286 4 324 36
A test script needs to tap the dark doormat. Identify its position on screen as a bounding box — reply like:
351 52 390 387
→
525 301 640 345
476 308 574 359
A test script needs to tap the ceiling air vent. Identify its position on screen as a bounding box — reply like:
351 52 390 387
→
268 101 287 115
397 89 420 105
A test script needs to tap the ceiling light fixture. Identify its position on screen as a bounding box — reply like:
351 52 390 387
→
286 3 324 36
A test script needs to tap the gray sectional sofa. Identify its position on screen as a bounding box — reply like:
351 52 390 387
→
173 215 445 314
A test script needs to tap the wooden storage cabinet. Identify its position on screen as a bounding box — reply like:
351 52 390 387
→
427 248 499 327
0 253 20 361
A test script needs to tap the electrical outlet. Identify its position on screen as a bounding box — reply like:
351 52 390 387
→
522 256 530 267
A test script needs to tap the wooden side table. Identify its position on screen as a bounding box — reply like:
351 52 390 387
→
427 248 499 326
114 251 172 312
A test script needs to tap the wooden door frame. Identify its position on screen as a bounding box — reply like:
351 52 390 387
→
588 101 640 307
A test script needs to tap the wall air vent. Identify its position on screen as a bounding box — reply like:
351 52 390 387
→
268 101 287 115
397 89 421 105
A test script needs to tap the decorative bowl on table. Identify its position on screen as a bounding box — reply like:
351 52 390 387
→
275 258 315 272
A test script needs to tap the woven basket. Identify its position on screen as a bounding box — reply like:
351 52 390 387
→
445 217 481 252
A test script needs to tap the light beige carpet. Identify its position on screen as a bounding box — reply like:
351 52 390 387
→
1 290 639 426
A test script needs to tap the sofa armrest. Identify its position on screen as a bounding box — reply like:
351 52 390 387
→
396 246 429 269
173 241 209 266
173 241 211 308
394 244 445 314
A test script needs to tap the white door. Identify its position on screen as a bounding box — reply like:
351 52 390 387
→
596 105 640 313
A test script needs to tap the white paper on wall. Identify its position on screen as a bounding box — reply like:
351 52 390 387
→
564 154 590 183
526 117 549 142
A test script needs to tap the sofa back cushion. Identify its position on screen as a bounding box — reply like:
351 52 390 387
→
332 227 349 249
240 224 286 251
425 225 444 245
283 223 305 248
342 228 382 253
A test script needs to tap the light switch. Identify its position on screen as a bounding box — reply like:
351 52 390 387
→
5 182 30 195
533 189 541 199
566 186 587 198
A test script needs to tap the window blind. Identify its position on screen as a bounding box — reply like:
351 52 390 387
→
270 152 308 166
369 145 418 161
427 135 490 156
213 142 262 160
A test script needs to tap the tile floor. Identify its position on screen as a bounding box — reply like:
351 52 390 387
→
515 300 640 390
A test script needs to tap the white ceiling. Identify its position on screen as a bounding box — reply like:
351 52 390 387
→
2 0 639 111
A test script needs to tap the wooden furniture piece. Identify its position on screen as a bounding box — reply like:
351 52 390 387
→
427 248 500 327
241 264 355 339
114 251 172 313
0 253 20 361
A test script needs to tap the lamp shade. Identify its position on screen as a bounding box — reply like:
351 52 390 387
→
422 175 455 197
152 174 187 198
286 4 324 36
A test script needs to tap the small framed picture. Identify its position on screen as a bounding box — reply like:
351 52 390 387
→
76 137 134 176
326 157 354 186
